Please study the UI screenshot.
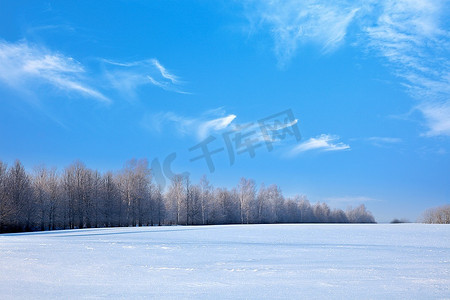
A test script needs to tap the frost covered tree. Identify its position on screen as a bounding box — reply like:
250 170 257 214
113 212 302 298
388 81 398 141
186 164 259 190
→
8 160 34 231
187 184 202 225
153 185 165 226
422 205 450 224
31 165 56 231
165 175 185 225
330 209 349 223
346 205 376 223
184 175 191 225
297 196 314 222
62 161 89 229
101 171 120 227
209 187 240 224
117 159 153 226
199 175 211 225
237 178 256 224
256 183 274 223
0 161 12 233
269 184 285 223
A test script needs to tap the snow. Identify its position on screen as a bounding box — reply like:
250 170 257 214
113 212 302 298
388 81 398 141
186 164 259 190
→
1 224 449 299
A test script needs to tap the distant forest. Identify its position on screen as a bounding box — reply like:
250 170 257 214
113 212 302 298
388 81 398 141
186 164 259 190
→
0 159 376 233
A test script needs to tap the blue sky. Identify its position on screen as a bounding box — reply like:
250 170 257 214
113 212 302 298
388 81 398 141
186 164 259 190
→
0 0 449 222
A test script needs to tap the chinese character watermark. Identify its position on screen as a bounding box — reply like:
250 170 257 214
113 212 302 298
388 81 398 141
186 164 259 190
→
151 109 301 189
189 109 301 172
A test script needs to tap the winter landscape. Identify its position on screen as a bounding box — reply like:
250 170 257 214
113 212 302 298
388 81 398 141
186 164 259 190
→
1 224 449 299
1 0 450 299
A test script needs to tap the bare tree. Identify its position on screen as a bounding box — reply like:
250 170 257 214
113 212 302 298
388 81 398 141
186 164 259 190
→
185 175 191 225
268 184 284 223
0 161 12 233
285 198 300 223
210 188 227 224
237 178 256 224
32 165 50 230
153 185 165 226
188 184 202 225
199 175 211 225
297 196 313 222
102 172 120 227
31 166 62 231
47 168 60 230
166 175 185 225
8 160 34 231
62 161 89 229
116 159 152 226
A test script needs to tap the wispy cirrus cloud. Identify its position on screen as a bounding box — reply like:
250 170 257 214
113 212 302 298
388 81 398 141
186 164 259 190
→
143 108 236 140
325 195 379 206
365 0 450 137
243 0 361 66
290 134 350 155
366 137 402 147
0 39 189 107
103 59 189 96
242 0 450 137
198 115 237 140
416 102 450 137
0 39 110 103
144 108 302 151
151 59 179 84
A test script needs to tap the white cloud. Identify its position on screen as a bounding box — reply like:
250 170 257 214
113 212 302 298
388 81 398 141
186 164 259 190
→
365 0 450 137
366 136 402 147
290 134 350 154
151 59 179 84
103 59 188 96
325 196 379 206
143 108 236 140
367 137 401 143
417 102 450 137
144 109 300 145
273 119 298 131
147 76 166 89
243 0 450 137
0 40 110 103
198 115 237 140
243 0 361 66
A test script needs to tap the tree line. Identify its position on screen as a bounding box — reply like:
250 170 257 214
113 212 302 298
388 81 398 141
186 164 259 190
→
0 159 376 233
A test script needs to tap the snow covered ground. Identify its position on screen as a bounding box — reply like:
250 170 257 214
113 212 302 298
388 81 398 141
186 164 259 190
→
1 224 449 299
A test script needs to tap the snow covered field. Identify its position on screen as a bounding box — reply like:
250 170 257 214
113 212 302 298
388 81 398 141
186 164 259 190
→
1 224 449 299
